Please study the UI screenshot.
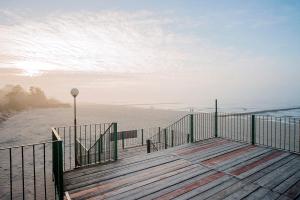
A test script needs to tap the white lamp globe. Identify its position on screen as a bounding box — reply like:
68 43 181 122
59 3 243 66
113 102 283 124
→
71 88 79 97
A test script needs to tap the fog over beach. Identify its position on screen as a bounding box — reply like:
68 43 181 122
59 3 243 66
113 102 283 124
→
0 85 70 123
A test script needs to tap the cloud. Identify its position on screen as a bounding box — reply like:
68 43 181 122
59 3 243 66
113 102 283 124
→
0 9 273 76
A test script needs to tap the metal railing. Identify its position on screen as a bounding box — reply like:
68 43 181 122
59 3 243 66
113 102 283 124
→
254 115 299 153
148 114 190 152
0 137 62 200
218 113 252 143
218 113 300 153
146 112 300 154
55 122 118 170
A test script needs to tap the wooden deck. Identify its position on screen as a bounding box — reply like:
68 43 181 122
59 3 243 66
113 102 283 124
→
64 138 300 200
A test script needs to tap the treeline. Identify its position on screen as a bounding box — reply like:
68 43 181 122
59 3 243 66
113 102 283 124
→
0 85 70 112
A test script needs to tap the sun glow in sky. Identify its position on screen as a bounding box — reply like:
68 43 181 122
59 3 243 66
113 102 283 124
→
0 0 300 107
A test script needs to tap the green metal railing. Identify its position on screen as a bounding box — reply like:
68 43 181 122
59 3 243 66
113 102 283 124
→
147 112 218 153
52 128 64 200
55 122 118 170
146 111 300 154
77 123 118 166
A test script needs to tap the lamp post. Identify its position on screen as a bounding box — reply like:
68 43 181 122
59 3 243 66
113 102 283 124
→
71 88 79 166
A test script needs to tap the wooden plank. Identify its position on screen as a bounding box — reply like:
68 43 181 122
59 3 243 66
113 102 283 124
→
205 180 249 200
176 140 230 156
254 158 300 189
172 175 232 200
66 155 179 186
82 164 200 200
107 165 211 200
137 170 218 200
202 145 257 166
276 195 293 200
188 177 240 200
273 171 300 194
214 147 271 171
66 156 180 191
238 155 297 183
187 143 247 163
65 154 177 182
242 187 279 200
222 184 260 200
284 180 300 199
64 153 175 180
187 142 245 160
206 155 296 200
228 151 290 179
68 160 193 199
154 172 226 200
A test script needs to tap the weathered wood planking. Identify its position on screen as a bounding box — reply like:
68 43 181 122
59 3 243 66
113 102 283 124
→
64 138 300 200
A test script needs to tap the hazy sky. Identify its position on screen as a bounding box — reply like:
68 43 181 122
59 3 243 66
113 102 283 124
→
0 0 299 108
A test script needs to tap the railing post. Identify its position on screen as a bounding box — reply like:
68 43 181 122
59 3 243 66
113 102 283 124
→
113 123 118 161
122 132 125 149
57 140 64 200
146 139 151 153
52 129 64 200
251 115 256 145
171 130 174 147
215 99 218 137
74 126 78 167
100 135 103 153
190 114 194 143
164 129 167 149
141 129 144 146
158 127 161 143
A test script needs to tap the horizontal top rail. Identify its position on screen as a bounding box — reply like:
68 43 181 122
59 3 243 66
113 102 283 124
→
0 140 59 150
55 122 114 129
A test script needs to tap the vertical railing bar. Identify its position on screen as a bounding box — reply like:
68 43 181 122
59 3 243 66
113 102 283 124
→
99 124 101 163
33 145 36 200
79 126 82 165
63 127 65 171
280 118 282 149
289 118 291 151
43 143 47 200
69 127 71 169
263 116 265 145
275 117 277 148
104 124 106 162
89 124 91 150
258 115 260 145
225 113 227 138
294 118 296 152
284 117 287 150
21 146 25 200
9 148 12 200
231 114 233 140
271 116 273 148
84 125 87 163
142 129 144 146
239 114 241 141
95 124 97 164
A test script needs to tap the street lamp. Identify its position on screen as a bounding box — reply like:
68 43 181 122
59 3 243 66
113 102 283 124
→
71 88 79 166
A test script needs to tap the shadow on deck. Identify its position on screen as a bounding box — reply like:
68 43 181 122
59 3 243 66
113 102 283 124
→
64 138 300 200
